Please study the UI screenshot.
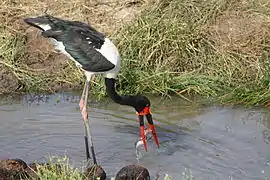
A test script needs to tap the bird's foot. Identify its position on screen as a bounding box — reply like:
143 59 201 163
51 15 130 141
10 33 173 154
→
79 99 85 111
81 107 88 121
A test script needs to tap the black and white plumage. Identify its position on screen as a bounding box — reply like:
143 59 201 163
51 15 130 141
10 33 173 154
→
24 14 159 161
24 15 120 81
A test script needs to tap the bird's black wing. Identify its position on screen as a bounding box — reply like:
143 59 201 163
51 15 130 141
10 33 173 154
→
64 19 106 39
42 28 115 72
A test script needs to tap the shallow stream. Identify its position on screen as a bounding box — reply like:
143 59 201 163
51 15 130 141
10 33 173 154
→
0 93 269 179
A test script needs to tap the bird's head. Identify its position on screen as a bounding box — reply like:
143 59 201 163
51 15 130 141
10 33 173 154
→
132 95 151 113
132 95 154 127
24 14 60 31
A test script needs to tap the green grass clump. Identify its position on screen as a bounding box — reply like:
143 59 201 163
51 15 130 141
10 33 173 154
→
30 156 85 180
113 0 270 106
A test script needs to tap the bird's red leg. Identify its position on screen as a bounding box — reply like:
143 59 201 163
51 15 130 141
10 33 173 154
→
81 81 88 120
144 108 160 148
81 79 97 164
79 99 84 111
138 115 147 152
79 81 87 111
148 123 160 148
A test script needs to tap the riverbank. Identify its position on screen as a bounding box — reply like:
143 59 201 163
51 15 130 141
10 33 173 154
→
1 0 270 106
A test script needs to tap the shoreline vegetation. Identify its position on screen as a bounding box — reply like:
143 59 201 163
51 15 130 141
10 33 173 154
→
0 156 168 180
1 0 270 106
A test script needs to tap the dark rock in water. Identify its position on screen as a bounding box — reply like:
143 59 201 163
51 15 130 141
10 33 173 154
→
84 165 106 180
0 159 29 180
0 158 63 180
0 168 27 180
115 164 150 180
0 159 27 171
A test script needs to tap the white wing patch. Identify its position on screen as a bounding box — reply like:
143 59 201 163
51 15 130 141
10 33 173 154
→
95 38 120 66
38 24 52 31
49 38 82 68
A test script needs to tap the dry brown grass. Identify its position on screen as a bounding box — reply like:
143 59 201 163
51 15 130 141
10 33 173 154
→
206 8 270 57
0 0 151 34
203 0 270 87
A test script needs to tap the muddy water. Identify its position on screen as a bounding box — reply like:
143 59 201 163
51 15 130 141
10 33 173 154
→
0 92 270 180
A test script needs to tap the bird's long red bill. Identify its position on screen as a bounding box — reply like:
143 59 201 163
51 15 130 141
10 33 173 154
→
137 106 160 151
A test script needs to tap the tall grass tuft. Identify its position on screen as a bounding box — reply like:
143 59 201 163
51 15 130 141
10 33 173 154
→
32 156 85 180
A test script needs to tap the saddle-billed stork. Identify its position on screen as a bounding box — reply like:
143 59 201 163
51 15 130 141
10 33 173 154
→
24 14 159 163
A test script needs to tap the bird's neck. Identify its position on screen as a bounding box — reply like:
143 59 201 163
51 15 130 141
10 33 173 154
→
104 78 135 107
